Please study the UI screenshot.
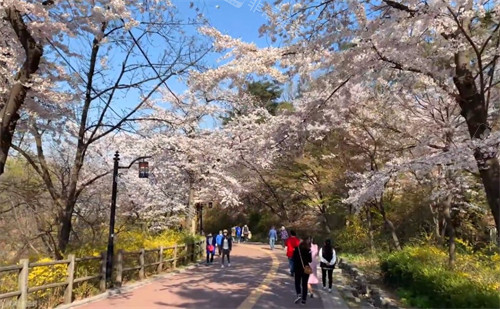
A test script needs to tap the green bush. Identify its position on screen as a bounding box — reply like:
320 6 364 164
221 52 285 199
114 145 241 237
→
380 245 500 308
333 217 370 253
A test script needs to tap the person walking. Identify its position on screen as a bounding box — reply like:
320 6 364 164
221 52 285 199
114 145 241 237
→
285 230 300 276
293 238 312 305
319 239 336 292
216 230 223 256
242 224 250 242
205 233 216 264
235 225 242 243
268 226 278 250
280 226 289 249
307 237 319 298
220 229 232 268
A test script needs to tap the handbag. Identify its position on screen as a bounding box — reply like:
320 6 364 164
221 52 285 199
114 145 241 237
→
207 244 214 252
298 247 312 275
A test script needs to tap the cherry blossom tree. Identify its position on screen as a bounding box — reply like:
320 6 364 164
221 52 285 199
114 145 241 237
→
0 0 72 175
258 0 500 244
9 0 208 257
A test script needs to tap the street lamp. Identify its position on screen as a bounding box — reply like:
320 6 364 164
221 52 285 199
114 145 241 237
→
196 202 213 235
106 151 152 285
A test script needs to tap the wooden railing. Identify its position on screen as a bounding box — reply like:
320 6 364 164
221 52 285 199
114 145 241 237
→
0 241 204 309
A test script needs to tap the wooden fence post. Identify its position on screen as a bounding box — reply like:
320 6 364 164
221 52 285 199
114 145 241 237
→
173 244 178 269
17 259 29 309
158 246 163 273
191 243 195 262
116 249 123 287
100 252 106 292
64 254 75 304
139 249 145 280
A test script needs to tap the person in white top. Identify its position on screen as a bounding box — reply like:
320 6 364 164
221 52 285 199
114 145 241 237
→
319 239 336 292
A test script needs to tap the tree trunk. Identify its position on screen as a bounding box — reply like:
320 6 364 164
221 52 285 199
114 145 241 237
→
366 206 376 254
430 204 443 246
56 200 75 259
54 28 104 257
477 160 500 246
323 215 332 233
319 204 332 233
185 178 196 235
0 7 43 175
453 50 500 246
442 194 456 267
377 200 401 250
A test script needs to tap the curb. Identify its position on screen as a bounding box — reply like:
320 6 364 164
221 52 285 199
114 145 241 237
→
338 259 400 309
57 261 203 309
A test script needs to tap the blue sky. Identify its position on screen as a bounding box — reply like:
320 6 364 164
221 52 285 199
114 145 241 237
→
175 0 274 47
166 1 277 128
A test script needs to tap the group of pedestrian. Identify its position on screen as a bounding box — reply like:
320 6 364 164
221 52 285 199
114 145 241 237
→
273 226 337 306
267 225 291 250
230 224 251 243
205 229 233 268
205 224 251 268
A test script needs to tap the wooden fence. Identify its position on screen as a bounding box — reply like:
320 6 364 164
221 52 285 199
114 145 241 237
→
0 241 204 309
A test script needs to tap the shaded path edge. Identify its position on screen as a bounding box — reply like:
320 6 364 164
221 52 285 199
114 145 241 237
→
57 263 203 309
237 245 280 309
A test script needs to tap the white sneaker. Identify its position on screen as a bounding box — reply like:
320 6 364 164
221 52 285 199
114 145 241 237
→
228 263 231 267
322 286 327 290
221 265 224 268
328 288 332 293
294 296 302 304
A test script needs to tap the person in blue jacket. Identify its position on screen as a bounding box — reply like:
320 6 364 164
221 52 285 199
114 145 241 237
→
269 226 278 250
216 230 223 256
235 226 242 243
205 233 216 264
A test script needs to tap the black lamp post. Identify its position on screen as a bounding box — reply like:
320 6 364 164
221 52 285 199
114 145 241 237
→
196 202 213 235
106 151 152 285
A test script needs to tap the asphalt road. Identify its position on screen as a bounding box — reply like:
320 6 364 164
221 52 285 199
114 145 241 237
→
74 243 349 309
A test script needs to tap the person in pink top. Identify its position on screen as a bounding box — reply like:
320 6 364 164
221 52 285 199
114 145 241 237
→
307 237 319 298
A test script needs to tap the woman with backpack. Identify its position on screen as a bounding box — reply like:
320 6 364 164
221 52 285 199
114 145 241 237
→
292 238 312 305
242 225 250 242
319 239 336 292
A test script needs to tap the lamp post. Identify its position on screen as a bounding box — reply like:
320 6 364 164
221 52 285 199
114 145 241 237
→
196 202 213 235
106 151 152 285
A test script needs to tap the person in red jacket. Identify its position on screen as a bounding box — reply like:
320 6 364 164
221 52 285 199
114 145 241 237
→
285 230 300 276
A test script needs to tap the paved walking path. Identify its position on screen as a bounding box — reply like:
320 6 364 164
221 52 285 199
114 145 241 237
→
73 243 349 309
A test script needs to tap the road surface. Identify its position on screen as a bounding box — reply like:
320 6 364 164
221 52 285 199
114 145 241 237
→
74 243 349 309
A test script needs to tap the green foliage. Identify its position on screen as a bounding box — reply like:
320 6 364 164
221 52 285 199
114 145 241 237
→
246 81 283 116
380 245 500 308
221 80 288 125
333 217 370 253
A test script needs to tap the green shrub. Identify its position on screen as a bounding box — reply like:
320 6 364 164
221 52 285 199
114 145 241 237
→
380 245 500 308
333 217 370 253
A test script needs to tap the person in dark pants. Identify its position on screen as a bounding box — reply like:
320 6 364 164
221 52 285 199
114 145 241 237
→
292 238 312 305
220 229 233 268
205 233 216 264
319 239 336 292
